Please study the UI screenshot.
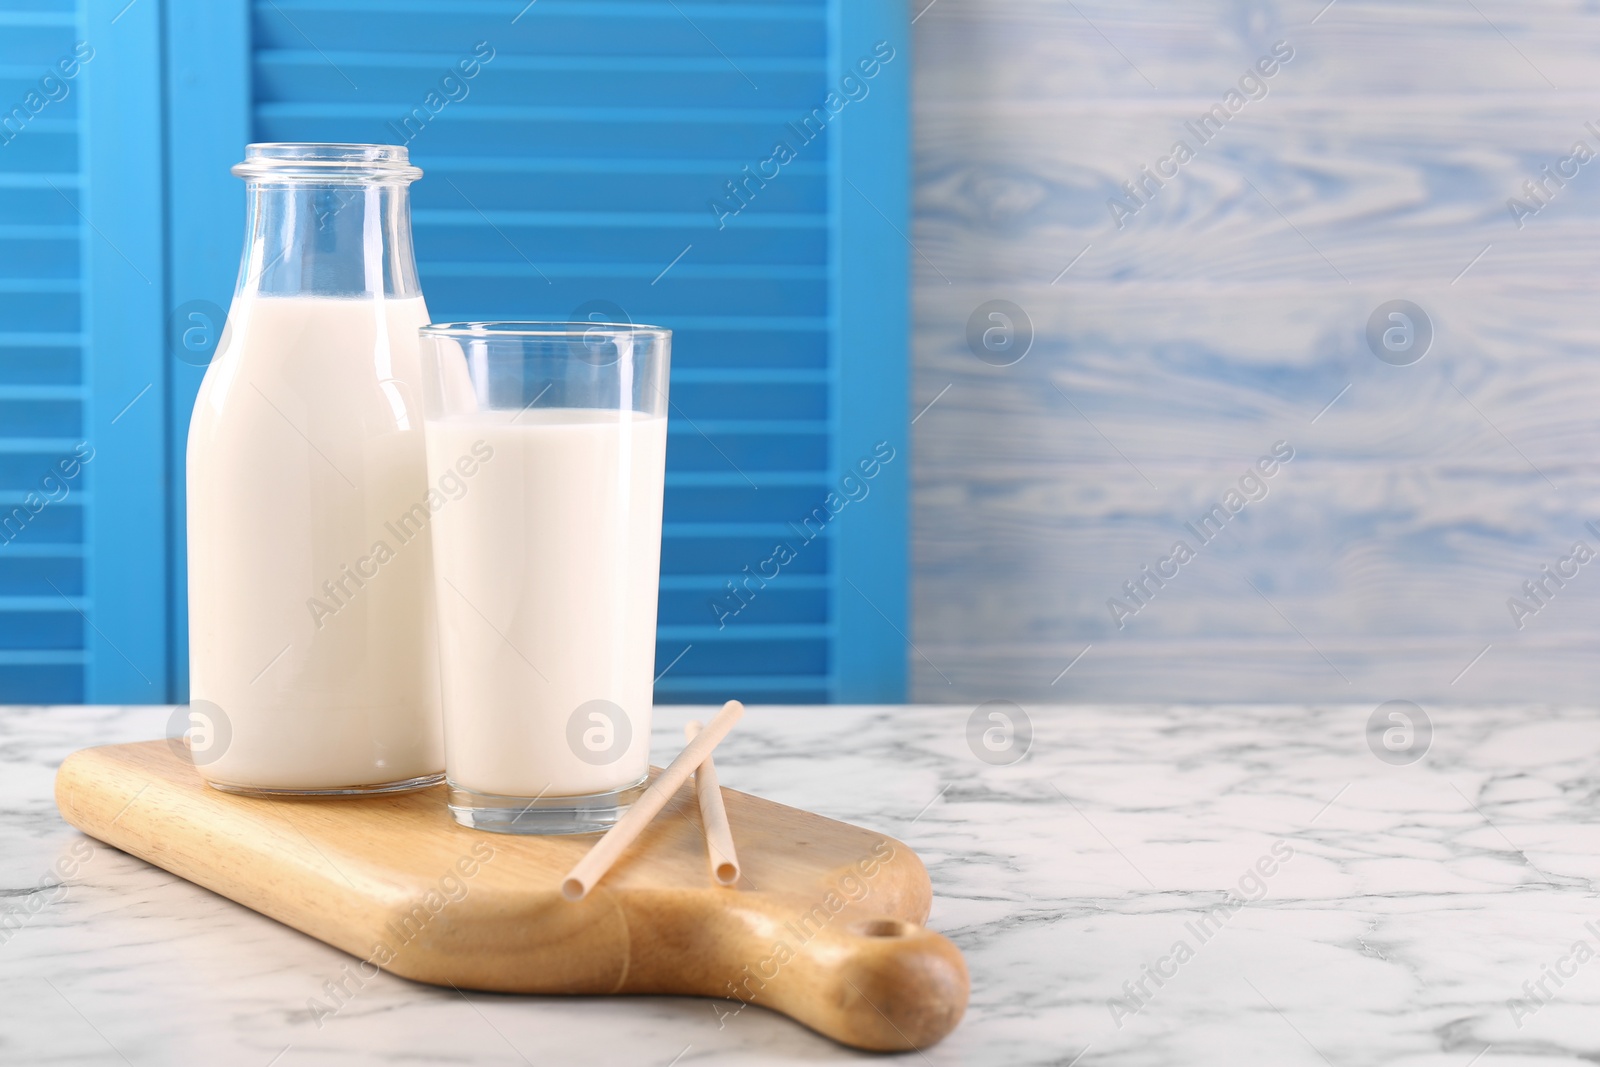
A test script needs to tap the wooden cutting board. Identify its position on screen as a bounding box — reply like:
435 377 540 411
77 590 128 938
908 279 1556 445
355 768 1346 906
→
54 741 968 1051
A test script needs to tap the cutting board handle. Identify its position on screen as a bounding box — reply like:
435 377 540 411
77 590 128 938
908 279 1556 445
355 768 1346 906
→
634 892 969 1051
744 911 968 1051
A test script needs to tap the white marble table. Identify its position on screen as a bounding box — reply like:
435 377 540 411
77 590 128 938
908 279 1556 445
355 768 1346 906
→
4 703 1599 1065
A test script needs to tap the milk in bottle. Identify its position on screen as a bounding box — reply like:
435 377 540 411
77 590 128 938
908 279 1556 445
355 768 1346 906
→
185 144 444 793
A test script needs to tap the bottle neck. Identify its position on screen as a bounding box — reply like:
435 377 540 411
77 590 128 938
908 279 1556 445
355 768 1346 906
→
236 181 421 299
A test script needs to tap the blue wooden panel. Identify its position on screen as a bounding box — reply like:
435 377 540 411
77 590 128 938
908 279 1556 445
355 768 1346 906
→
664 532 829 575
251 3 826 58
667 427 828 472
0 291 77 329
0 399 78 433
834 0 909 700
0 0 909 706
0 553 81 594
0 0 87 702
656 326 829 369
0 235 78 276
0 662 83 701
658 582 827 626
0 181 80 225
910 0 1600 704
0 344 77 383
165 0 249 701
414 218 827 267
415 176 828 216
655 632 830 675
418 275 828 319
210 0 911 703
255 56 827 111
0 609 80 647
0 504 81 543
82 0 166 700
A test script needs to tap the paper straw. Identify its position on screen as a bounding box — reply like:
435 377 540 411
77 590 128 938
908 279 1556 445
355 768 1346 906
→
685 720 740 886
562 700 744 900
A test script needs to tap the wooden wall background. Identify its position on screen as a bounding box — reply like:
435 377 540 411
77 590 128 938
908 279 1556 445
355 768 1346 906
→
909 1 1600 702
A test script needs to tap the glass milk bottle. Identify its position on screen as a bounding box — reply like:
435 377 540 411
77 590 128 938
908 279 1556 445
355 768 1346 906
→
186 143 444 794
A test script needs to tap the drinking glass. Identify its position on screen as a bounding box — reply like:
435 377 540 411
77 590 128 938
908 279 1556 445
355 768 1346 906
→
417 322 670 833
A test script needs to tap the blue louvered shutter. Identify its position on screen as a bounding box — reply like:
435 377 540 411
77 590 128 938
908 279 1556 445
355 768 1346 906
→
163 0 910 705
0 0 166 703
0 1 83 701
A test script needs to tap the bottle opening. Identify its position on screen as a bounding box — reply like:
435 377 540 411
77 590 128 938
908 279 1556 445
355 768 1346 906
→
232 143 423 184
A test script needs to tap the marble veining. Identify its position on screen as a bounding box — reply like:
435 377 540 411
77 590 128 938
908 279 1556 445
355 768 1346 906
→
5 703 1600 1064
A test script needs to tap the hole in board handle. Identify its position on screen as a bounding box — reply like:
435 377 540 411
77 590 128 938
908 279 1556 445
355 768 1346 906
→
853 919 913 938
